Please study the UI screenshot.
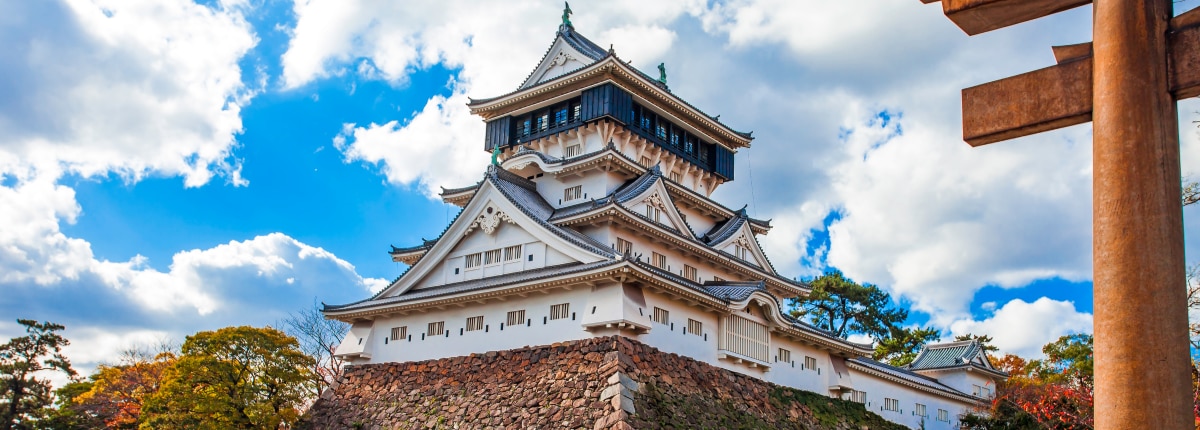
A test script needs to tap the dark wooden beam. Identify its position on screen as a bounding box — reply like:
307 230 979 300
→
1169 7 1200 99
922 0 1092 35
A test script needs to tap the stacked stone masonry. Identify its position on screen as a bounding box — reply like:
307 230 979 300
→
301 336 903 429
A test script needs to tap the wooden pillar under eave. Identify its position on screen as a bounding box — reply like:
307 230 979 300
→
1092 0 1191 428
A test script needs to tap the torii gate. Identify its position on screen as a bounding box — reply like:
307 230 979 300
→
919 0 1194 428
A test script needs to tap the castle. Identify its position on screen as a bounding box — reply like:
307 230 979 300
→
323 9 1005 429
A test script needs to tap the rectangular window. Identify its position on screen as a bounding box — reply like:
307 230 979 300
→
652 307 669 325
640 156 651 167
652 252 667 269
804 356 817 370
937 409 949 422
484 249 502 265
734 244 749 260
571 103 581 122
503 245 522 261
465 253 482 269
564 144 580 157
683 265 698 282
519 119 531 137
713 276 724 281
883 398 899 412
778 348 791 364
669 172 682 182
564 185 582 201
538 113 549 131
616 237 632 255
656 124 667 140
915 403 927 417
646 205 661 222
684 135 696 154
465 316 484 332
550 303 570 320
506 310 525 326
851 390 867 404
390 326 407 341
427 321 445 337
687 319 702 336
723 314 769 362
554 108 568 126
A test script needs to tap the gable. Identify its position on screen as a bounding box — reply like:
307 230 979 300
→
520 36 596 90
711 224 774 274
375 182 609 299
621 179 693 237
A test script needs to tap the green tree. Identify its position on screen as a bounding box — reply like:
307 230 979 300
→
954 333 999 354
0 319 76 430
873 326 941 367
140 326 313 430
787 270 907 339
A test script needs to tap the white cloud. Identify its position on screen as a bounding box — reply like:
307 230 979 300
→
335 93 489 196
949 297 1093 358
0 0 257 186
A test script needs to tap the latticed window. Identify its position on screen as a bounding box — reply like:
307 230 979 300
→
851 390 867 404
427 321 445 336
390 326 407 341
646 204 661 222
564 144 580 157
652 307 669 325
507 310 525 326
883 398 899 412
804 356 817 371
484 249 502 265
640 156 651 167
550 303 570 320
503 245 522 261
723 314 769 362
669 172 682 182
616 237 632 255
465 253 482 269
651 252 667 269
915 403 927 417
777 348 791 364
554 108 569 126
937 409 949 422
687 319 702 336
465 316 484 332
735 244 749 260
564 185 582 201
683 265 698 281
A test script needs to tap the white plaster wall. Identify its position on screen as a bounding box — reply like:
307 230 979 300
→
676 205 717 237
763 337 841 396
413 222 551 290
848 368 977 430
632 289 722 364
364 286 595 363
929 370 998 399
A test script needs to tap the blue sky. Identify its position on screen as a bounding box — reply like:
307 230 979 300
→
4 0 1200 374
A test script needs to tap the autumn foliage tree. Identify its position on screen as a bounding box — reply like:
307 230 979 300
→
961 334 1095 429
71 350 176 429
140 326 313 430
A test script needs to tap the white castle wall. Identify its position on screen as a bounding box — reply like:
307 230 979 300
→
847 368 976 430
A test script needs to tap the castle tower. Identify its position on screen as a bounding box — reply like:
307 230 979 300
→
321 9 1002 429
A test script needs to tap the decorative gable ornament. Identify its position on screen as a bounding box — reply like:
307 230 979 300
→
466 206 514 236
550 51 577 68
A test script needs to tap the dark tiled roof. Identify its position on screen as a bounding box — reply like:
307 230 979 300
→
390 239 437 255
560 25 608 62
611 164 661 202
488 166 615 257
909 340 982 370
440 182 481 196
325 261 619 312
848 357 977 400
700 280 765 302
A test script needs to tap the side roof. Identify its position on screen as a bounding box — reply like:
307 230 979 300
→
907 340 1008 378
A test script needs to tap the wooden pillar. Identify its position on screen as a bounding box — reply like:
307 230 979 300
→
1092 0 1191 428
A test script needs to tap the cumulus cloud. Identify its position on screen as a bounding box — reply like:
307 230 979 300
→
284 0 693 193
335 93 488 196
0 0 256 186
949 297 1093 358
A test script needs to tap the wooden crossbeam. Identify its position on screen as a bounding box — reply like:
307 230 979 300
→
961 8 1200 146
923 0 1092 35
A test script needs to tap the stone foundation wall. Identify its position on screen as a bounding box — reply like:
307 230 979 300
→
300 336 903 430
